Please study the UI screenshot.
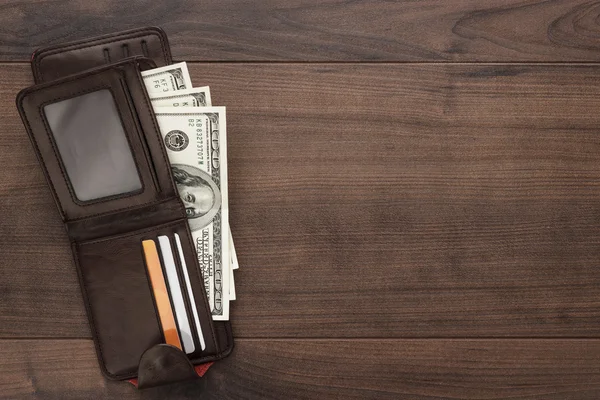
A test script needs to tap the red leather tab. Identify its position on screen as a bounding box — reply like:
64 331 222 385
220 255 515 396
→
194 362 214 377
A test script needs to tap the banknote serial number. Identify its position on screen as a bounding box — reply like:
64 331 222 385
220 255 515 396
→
189 118 205 164
151 78 170 92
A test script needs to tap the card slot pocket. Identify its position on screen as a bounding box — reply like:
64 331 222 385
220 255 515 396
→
171 232 207 353
75 220 220 379
170 224 222 361
75 230 164 379
155 235 196 355
141 239 182 351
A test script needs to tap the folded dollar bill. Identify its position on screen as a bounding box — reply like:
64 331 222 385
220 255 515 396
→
153 106 230 321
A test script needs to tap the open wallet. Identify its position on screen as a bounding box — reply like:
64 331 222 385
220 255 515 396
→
16 27 233 389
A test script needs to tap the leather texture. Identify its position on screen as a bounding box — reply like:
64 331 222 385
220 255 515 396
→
137 344 199 389
31 27 172 84
16 33 234 387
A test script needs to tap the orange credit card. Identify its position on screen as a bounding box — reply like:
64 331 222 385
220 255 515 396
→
142 239 182 350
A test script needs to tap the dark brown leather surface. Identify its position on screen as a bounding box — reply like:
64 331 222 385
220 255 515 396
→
18 60 171 221
16 51 233 383
137 344 199 390
31 27 172 84
75 219 219 378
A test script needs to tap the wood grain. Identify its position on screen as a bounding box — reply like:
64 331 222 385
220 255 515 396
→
2 339 600 399
3 64 600 338
2 1 600 61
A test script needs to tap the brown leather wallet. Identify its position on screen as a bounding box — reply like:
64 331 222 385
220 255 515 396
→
16 28 233 389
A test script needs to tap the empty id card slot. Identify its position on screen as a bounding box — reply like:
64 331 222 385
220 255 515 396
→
44 89 142 202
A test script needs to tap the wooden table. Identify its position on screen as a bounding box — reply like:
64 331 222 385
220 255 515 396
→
2 1 600 399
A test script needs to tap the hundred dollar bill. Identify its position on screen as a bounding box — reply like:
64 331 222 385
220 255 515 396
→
150 84 238 294
143 63 237 300
154 106 230 320
149 82 239 287
141 62 192 95
150 87 212 108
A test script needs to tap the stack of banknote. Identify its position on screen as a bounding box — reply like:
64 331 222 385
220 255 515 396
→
140 62 236 321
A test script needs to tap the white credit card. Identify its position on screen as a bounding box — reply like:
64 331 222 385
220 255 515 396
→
158 235 195 354
174 233 206 350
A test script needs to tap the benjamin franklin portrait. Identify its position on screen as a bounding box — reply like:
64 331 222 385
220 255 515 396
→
172 164 221 231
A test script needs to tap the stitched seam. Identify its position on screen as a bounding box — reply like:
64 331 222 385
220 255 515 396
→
38 85 147 207
34 29 170 82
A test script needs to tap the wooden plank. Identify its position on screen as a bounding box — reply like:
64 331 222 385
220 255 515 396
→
0 66 88 337
2 1 600 62
2 338 600 399
3 63 600 338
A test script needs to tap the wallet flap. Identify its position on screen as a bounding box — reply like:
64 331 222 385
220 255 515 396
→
137 344 199 389
32 27 172 84
17 57 177 222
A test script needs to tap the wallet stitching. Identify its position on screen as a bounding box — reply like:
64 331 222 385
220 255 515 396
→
34 29 171 82
38 84 148 207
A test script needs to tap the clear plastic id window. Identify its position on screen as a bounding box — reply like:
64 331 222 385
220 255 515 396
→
44 89 142 202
